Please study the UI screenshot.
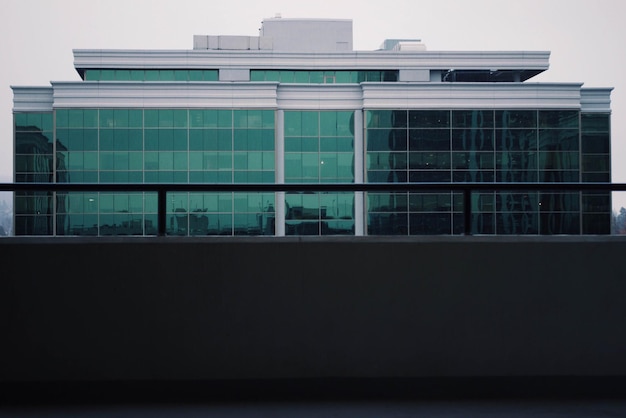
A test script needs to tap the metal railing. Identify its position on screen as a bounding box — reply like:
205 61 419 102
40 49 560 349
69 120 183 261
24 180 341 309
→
2 182 626 236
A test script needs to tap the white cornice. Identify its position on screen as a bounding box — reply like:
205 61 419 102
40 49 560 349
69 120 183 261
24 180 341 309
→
361 83 583 109
11 86 54 112
51 82 279 108
277 84 363 109
73 49 551 72
41 81 588 110
580 88 613 113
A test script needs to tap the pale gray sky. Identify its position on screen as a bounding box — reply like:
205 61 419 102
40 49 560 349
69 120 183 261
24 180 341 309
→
2 0 625 209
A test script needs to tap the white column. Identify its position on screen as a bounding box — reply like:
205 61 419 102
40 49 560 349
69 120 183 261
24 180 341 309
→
353 109 365 236
275 109 286 236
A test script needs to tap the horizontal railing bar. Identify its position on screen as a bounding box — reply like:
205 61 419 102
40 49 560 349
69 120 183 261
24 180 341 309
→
3 182 622 236
2 183 626 193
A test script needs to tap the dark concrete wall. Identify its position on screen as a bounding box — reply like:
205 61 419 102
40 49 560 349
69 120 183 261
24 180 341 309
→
2 236 626 385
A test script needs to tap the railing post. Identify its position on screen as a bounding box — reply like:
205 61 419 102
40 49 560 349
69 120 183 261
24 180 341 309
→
464 188 472 236
158 188 166 236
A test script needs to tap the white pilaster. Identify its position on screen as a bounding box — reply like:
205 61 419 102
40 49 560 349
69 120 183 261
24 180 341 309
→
275 109 286 236
353 109 365 236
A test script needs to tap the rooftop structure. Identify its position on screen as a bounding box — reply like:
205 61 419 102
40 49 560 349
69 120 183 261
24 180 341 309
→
12 18 613 236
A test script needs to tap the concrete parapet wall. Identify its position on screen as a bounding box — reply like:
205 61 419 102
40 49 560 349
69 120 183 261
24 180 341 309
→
1 236 626 384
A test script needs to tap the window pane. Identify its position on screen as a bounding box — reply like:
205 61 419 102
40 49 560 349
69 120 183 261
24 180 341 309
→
452 129 494 151
409 129 450 151
582 134 610 153
495 129 536 151
285 112 302 136
452 110 494 128
172 110 187 128
496 110 537 128
409 110 450 128
581 113 610 132
539 110 579 129
539 129 579 151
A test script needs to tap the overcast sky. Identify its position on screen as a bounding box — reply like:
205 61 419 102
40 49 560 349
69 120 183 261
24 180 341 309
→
2 0 625 210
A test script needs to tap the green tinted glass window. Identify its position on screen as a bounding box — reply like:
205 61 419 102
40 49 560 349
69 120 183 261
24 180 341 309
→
84 70 100 81
234 110 248 128
56 109 69 128
114 109 129 128
539 129 579 151
335 71 352 83
173 152 188 170
158 110 174 127
158 129 174 150
188 70 203 81
581 113 610 132
144 110 158 127
217 110 232 128
285 112 302 136
409 110 450 128
145 70 160 81
583 155 610 172
496 110 537 128
99 109 114 128
130 70 144 81
116 70 130 80
203 70 218 81
264 70 279 81
294 71 309 83
14 113 28 129
100 70 115 81
366 110 397 128
320 112 338 136
68 110 83 128
83 110 98 128
452 110 494 128
128 110 143 128
280 71 295 83
250 71 265 81
67 130 83 150
309 71 323 83
581 134 610 153
128 152 143 170
160 70 174 80
174 71 188 81
301 112 319 136
113 130 128 151
99 152 114 170
539 110 579 129
173 110 187 128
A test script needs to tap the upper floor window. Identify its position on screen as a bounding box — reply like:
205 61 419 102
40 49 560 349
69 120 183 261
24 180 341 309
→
83 69 219 82
250 70 398 83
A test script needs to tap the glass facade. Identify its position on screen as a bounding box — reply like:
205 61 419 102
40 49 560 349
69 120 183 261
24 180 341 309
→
14 112 54 235
9 23 613 237
251 70 399 83
15 109 276 236
13 105 611 236
83 69 219 82
284 111 355 235
581 113 611 234
365 109 596 235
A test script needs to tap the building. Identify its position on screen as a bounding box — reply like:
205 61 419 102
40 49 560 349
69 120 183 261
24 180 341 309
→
11 17 612 236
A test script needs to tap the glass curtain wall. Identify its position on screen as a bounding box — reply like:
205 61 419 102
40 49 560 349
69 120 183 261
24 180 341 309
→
251 70 399 83
284 110 355 235
14 112 55 235
14 107 609 236
83 69 219 82
581 112 611 233
49 108 275 236
365 109 584 235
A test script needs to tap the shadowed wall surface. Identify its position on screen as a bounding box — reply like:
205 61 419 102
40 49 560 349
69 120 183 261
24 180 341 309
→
1 236 626 401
